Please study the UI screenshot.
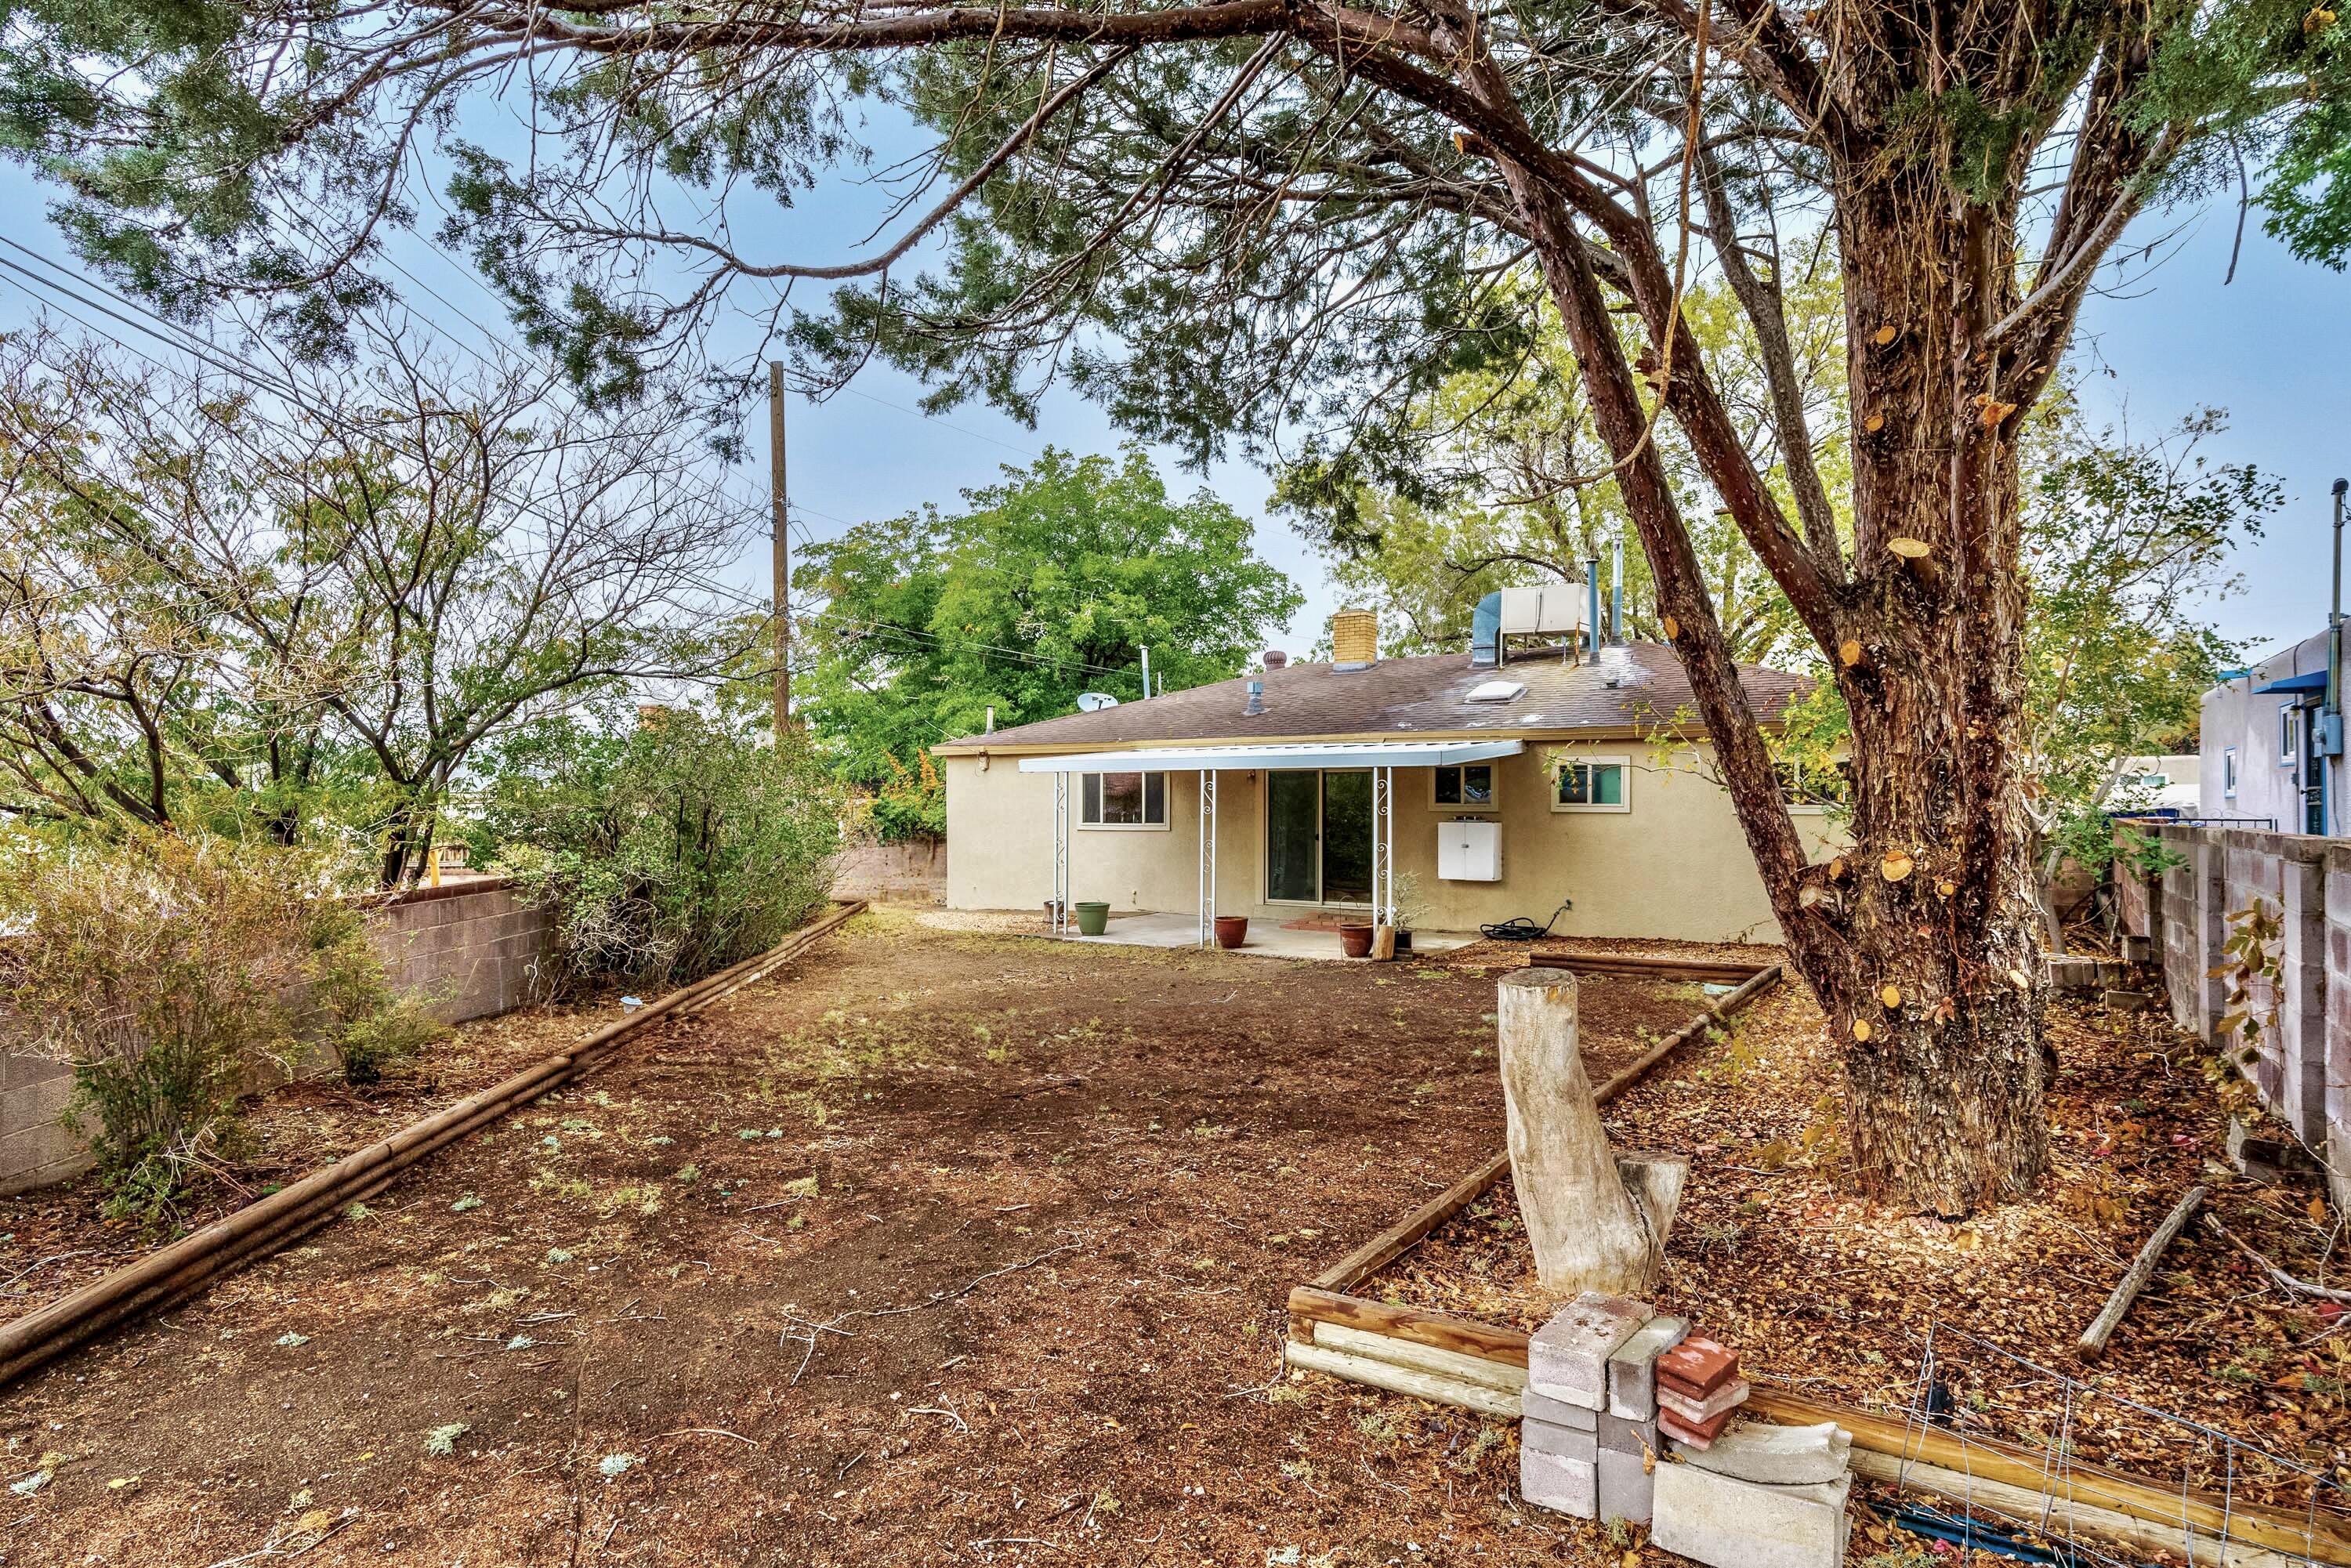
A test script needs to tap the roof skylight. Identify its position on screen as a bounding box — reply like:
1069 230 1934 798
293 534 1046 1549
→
1465 679 1527 703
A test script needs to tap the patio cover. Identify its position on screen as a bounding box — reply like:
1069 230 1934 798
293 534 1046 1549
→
1015 738 1526 772
1023 739 1525 948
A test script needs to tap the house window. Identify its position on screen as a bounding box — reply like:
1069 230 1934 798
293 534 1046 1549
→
2281 704 2299 762
1080 771 1168 828
2223 748 2238 798
1775 759 1851 811
1433 762 1498 811
1552 758 1631 812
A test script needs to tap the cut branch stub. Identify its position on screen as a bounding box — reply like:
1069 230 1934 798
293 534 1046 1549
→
1496 967 1679 1296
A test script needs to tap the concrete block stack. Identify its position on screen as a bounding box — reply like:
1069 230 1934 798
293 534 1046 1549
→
1520 1298 1853 1568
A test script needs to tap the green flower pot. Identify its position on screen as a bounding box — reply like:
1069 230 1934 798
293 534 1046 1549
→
1074 901 1111 936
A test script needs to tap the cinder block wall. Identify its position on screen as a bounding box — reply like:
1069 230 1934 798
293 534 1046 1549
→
2144 821 2348 1208
0 878 552 1196
831 836 944 904
366 878 553 1023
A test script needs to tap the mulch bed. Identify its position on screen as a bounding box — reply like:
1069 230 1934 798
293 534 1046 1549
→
2 910 1733 1567
1362 972 2351 1516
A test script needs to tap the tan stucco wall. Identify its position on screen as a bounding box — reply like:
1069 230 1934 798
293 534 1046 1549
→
941 747 1844 945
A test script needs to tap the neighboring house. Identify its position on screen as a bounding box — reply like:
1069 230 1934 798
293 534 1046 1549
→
2116 755 2201 813
933 613 1842 945
2200 628 2346 835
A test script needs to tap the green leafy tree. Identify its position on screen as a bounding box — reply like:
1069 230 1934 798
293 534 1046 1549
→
8 0 2348 1207
469 708 842 990
2016 405 2276 947
1291 261 1846 667
795 447 1302 802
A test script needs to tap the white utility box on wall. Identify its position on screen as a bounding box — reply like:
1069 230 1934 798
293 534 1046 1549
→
1438 818 1503 882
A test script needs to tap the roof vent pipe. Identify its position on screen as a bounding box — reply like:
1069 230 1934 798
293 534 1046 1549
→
1244 679 1266 716
1586 558 1603 665
1610 538 1625 646
1263 650 1288 670
1469 592 1503 668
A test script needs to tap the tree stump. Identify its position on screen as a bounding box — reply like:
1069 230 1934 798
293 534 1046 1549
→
1497 966 1686 1295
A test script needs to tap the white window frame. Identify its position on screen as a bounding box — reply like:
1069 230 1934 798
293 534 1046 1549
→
2280 704 2299 762
1550 755 1633 813
2223 747 2239 798
1777 758 1849 815
1078 770 1171 831
1429 761 1500 813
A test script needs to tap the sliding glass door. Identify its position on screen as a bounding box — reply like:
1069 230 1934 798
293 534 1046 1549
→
1264 770 1375 905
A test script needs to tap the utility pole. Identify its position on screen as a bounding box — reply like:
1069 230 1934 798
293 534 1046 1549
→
768 361 792 737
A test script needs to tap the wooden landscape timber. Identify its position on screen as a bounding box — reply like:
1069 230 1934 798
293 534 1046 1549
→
1279 959 2351 1568
1526 951 1772 985
1282 1292 2351 1567
1306 961 1780 1299
0 900 868 1390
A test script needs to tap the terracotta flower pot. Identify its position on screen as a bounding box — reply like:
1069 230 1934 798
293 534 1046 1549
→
1339 922 1375 959
1213 914 1249 950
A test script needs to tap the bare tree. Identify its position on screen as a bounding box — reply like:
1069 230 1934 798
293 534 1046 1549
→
0 324 755 882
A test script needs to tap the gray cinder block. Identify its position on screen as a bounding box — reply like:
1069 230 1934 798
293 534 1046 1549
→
1607 1313 1689 1419
1673 1421 1852 1487
1521 1387 1598 1432
1528 1292 1653 1410
1520 1421 1599 1519
1654 1463 1850 1568
1597 1442 1655 1526
1599 1409 1659 1455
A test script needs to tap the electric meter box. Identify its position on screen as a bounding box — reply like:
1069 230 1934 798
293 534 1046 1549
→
1438 819 1502 882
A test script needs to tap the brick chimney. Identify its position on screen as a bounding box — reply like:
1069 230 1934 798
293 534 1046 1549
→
1331 609 1378 669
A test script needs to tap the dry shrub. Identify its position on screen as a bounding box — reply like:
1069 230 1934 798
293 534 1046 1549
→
0 830 438 1223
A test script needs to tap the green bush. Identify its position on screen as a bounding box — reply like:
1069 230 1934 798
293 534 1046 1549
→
857 749 947 844
0 830 434 1224
473 709 840 991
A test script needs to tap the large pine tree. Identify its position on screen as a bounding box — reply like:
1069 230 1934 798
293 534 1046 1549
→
6 0 2345 1208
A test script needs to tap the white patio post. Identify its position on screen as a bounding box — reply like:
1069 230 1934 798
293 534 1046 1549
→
1052 770 1069 936
1197 768 1208 947
1373 771 1392 931
1208 769 1219 943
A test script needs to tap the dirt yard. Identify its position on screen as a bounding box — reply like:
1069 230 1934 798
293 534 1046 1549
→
1374 974 2351 1516
0 908 1719 1567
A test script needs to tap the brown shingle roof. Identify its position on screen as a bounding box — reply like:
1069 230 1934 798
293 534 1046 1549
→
934 643 1809 752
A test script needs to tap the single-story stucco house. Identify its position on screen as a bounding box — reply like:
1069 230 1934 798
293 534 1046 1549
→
933 608 1842 947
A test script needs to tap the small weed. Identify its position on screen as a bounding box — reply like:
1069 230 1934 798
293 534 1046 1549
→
783 1175 820 1198
423 1424 469 1458
1447 1424 1506 1473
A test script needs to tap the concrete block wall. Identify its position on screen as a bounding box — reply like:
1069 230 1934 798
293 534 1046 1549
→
0 1048 87 1197
367 878 553 1023
0 878 552 1195
831 836 943 904
2148 823 2349 1209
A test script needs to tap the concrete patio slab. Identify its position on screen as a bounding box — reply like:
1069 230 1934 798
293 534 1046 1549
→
1052 911 1480 961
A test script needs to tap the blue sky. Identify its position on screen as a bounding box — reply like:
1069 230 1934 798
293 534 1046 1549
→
0 117 2343 672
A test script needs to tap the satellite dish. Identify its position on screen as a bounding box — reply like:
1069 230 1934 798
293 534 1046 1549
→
1074 692 1121 712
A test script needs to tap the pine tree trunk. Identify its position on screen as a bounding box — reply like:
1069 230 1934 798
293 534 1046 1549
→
1469 85 2054 1214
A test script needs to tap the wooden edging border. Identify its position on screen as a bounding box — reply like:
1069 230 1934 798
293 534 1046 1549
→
0 899 868 1391
1306 961 1783 1297
1278 958 2351 1567
1281 1291 2348 1566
